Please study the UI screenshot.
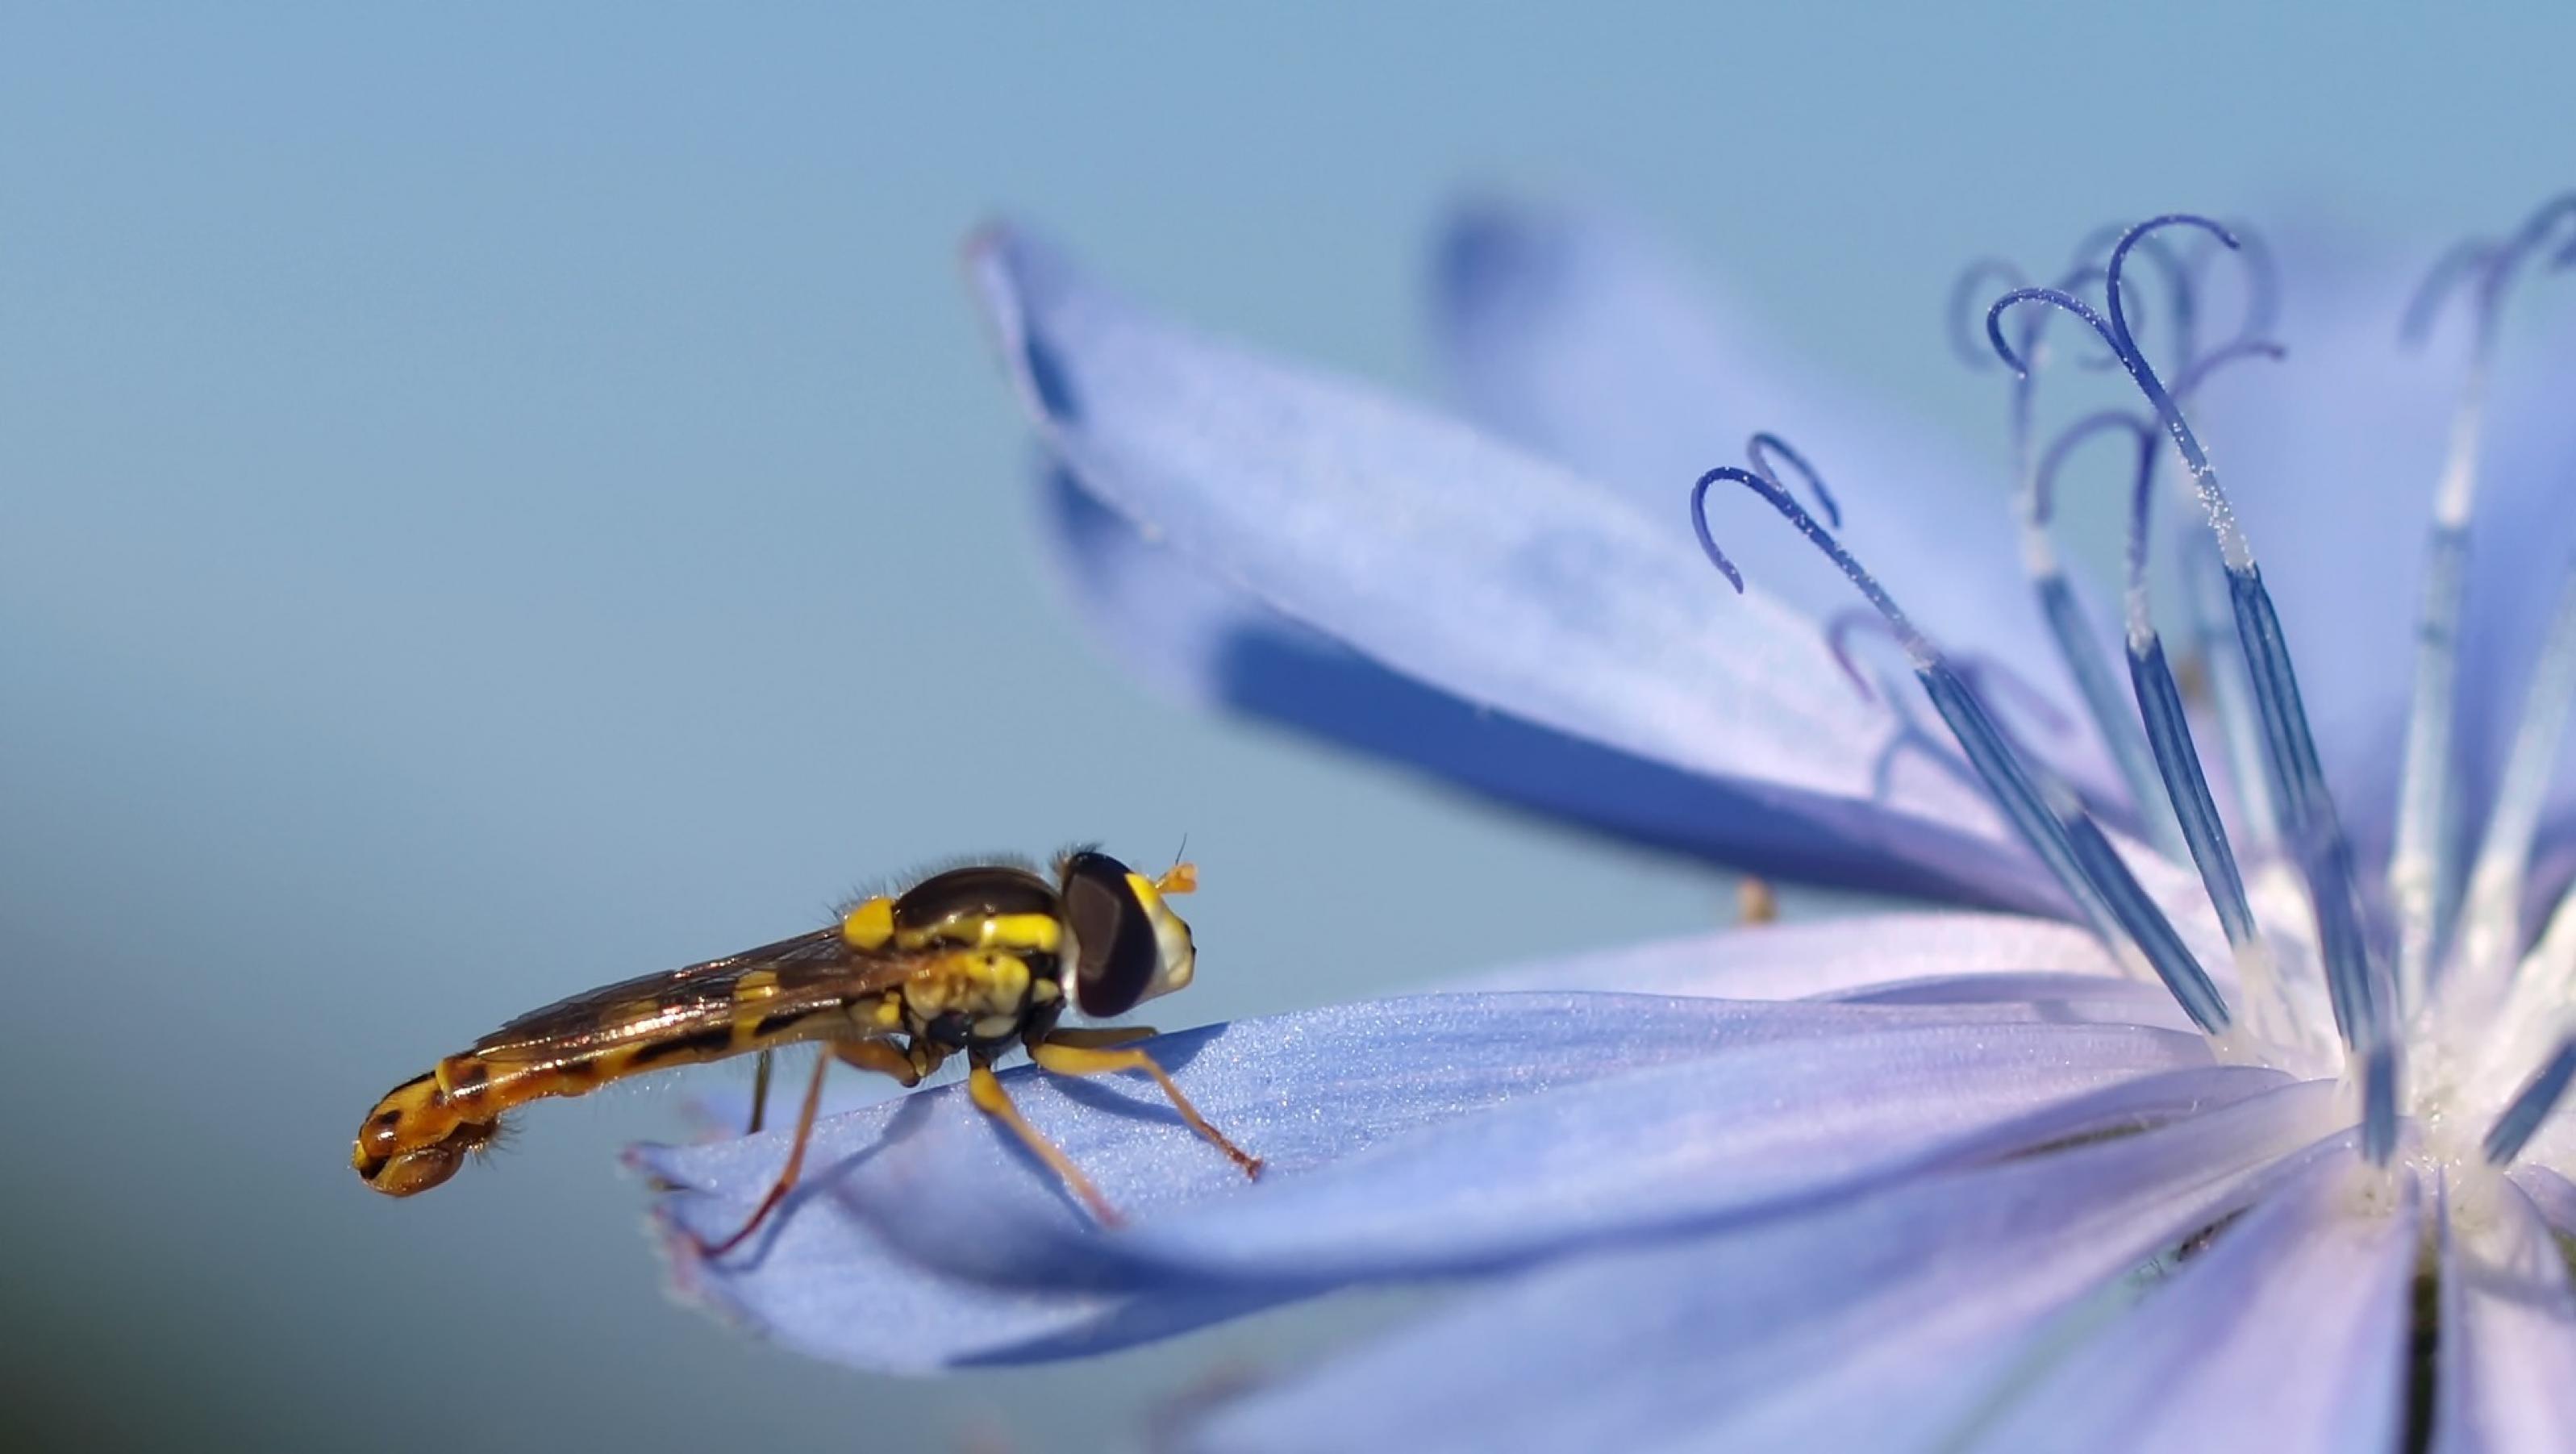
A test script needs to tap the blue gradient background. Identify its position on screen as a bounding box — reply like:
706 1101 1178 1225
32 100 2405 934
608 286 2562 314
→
3 6 2567 1449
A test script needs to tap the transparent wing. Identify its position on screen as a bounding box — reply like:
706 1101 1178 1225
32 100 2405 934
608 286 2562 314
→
471 927 929 1065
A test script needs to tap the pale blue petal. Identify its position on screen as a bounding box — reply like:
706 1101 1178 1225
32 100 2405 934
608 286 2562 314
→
1036 460 1268 706
1458 910 2116 996
1070 1058 2272 1289
1458 911 2205 1035
1040 464 1999 889
2509 1163 2576 1231
1970 1150 2417 1453
1429 199 2079 719
640 991 2019 1368
969 224 2061 912
1186 1080 2346 1454
2433 1172 2576 1452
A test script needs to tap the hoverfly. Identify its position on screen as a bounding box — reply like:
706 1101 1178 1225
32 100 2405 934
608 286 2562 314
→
353 849 1259 1254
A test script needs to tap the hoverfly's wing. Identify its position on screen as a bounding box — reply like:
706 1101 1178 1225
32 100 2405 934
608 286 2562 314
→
472 927 928 1066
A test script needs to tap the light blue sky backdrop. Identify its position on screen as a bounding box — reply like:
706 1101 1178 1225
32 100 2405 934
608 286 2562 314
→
5 5 2570 1449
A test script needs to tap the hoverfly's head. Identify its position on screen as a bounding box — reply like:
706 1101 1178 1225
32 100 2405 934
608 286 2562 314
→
1057 850 1198 1018
352 1071 498 1197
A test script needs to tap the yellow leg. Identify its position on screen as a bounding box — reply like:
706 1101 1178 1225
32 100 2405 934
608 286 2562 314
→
696 1048 832 1260
968 1064 1121 1225
1028 1036 1262 1178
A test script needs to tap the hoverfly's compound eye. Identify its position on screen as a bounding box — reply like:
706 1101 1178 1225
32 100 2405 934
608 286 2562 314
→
1062 851 1158 1018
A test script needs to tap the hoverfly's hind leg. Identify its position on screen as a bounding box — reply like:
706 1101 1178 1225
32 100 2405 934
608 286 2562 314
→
1027 1032 1262 1179
693 1048 832 1260
746 1049 774 1135
694 1039 923 1261
967 1062 1122 1226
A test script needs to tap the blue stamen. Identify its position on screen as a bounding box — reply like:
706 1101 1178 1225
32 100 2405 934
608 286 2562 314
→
1747 432 1841 529
1827 643 1996 805
1981 258 2181 856
2045 410 2265 958
2029 565 2178 858
2183 535 2282 858
1692 460 2231 1035
1829 610 2076 735
1985 215 2386 1152
1824 608 1891 702
2170 340 2289 400
2362 1043 2399 1164
2456 564 2576 983
2078 221 2196 366
2483 1036 2576 1165
2399 238 2500 348
1960 659 2077 740
2179 219 2280 358
2230 565 2386 1049
2390 515 2470 1010
2032 409 2154 532
1871 727 1986 805
2047 343 2287 965
2391 194 2576 1009
2056 782 2234 1035
2132 631 2257 952
1947 259 2028 369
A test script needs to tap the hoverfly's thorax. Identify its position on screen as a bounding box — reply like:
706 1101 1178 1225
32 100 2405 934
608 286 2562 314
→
891 865 1060 936
834 864 1072 1053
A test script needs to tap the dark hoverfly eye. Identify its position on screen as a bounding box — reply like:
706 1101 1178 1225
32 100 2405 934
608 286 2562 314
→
1062 851 1157 1018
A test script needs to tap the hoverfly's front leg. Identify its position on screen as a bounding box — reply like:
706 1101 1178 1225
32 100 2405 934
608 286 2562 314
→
694 1036 925 1260
1027 1031 1263 1179
967 1060 1121 1225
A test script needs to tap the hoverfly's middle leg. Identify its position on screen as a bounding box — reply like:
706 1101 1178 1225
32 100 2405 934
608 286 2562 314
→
1027 1033 1263 1179
694 1036 927 1260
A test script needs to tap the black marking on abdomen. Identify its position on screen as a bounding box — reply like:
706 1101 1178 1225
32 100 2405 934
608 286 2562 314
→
631 1025 738 1065
755 1008 821 1039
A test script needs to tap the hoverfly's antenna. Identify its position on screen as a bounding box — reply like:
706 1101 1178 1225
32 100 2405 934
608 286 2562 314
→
1157 834 1198 895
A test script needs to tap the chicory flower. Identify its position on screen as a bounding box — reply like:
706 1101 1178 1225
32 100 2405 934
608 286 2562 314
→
637 194 2576 1450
